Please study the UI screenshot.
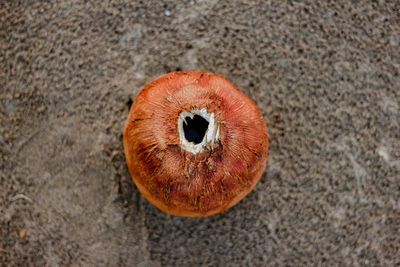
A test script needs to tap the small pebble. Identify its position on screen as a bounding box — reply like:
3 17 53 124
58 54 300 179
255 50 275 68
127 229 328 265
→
37 106 46 113
19 230 26 238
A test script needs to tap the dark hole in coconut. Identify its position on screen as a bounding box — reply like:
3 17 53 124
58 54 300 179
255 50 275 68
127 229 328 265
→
183 115 209 144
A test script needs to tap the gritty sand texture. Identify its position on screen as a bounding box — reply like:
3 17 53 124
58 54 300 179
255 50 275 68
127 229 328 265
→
1 1 399 266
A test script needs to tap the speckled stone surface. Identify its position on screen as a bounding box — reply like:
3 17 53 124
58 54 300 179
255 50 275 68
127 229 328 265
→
1 0 399 266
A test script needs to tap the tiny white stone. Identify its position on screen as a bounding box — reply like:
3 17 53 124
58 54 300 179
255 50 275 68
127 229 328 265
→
377 145 390 162
165 10 171 16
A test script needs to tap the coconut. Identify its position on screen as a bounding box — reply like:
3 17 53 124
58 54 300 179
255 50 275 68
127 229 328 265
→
123 71 269 217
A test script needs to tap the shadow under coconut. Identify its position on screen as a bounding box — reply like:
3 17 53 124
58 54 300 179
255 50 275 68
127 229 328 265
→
141 172 281 266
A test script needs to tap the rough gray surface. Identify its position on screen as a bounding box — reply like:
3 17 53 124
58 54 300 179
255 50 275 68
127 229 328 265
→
1 0 399 266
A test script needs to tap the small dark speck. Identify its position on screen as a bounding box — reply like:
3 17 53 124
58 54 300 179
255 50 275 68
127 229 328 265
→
175 67 182 71
333 133 339 139
126 98 133 109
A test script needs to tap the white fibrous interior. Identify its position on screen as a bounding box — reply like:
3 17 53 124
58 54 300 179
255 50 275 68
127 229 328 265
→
177 108 220 154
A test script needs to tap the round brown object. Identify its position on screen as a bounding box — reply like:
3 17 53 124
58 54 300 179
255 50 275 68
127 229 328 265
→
123 71 269 217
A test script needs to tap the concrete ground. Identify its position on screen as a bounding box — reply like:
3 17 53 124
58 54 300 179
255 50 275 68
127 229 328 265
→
1 0 399 266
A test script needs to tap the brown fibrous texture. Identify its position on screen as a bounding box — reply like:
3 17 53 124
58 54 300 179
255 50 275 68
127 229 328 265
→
123 71 269 217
